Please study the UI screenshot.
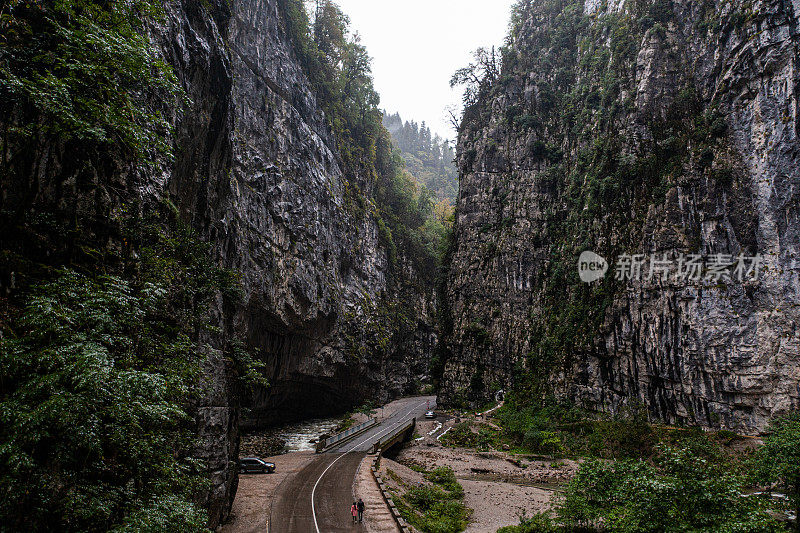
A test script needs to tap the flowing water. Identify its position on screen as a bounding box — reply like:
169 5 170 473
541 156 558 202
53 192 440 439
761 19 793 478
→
270 417 343 452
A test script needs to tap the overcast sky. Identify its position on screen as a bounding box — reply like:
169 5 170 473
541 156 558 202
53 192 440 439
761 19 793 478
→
335 0 516 141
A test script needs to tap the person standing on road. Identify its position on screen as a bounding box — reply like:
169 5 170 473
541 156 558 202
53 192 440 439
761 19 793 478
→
351 501 358 523
357 498 365 523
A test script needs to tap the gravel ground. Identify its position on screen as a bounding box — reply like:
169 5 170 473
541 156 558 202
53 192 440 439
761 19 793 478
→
397 443 578 485
386 420 579 533
222 452 317 533
379 457 556 533
460 479 553 532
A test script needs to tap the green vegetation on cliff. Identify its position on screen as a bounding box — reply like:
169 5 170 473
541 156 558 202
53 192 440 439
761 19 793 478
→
449 0 743 407
0 1 268 526
0 215 256 531
279 0 447 278
0 0 181 163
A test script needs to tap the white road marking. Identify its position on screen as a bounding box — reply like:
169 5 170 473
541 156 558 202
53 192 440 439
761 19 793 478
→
311 399 433 533
478 402 503 416
436 426 452 441
427 422 442 436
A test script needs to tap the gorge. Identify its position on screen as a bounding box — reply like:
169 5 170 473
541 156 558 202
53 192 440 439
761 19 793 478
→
2 0 799 529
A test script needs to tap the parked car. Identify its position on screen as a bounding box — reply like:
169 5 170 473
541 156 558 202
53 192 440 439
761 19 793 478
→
238 457 275 474
424 410 436 419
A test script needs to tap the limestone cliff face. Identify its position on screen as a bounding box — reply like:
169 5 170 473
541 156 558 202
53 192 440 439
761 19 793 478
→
1 0 433 525
154 0 438 521
442 0 800 433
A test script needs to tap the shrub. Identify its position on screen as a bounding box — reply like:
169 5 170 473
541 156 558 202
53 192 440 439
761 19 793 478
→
558 441 784 532
1 0 183 162
426 467 464 498
497 513 560 533
399 466 470 533
752 411 800 533
0 218 257 530
0 270 208 531
441 422 495 451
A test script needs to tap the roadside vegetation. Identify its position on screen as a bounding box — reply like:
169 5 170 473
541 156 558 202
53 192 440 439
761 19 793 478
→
500 432 793 532
435 396 800 532
0 215 266 531
391 466 471 533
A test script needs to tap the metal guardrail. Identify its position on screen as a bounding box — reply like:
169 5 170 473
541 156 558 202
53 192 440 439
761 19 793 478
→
371 417 415 454
317 418 377 451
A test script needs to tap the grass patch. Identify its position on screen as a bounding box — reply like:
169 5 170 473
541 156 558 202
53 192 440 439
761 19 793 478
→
440 422 498 451
394 466 471 533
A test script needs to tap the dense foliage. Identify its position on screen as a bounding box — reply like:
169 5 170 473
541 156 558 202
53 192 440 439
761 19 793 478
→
753 412 800 532
494 398 660 458
499 439 788 533
0 0 263 527
0 0 181 164
383 111 458 204
555 440 783 532
0 219 247 530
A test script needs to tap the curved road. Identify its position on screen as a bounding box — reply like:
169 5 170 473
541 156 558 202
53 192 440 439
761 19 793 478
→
270 396 435 533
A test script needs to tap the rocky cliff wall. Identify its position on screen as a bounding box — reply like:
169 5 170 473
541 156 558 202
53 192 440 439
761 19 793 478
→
167 0 435 518
442 0 800 433
1 0 434 525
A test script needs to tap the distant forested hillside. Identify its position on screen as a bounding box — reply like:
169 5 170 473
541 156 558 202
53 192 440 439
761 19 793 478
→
383 112 458 204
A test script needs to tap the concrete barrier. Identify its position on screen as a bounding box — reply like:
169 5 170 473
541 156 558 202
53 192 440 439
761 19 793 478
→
371 417 416 454
370 450 414 533
316 418 377 453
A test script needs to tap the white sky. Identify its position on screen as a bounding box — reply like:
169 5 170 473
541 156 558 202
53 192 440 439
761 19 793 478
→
335 0 516 141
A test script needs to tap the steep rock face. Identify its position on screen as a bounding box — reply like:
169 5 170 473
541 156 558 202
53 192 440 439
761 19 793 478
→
219 0 435 427
443 0 800 432
1 0 434 525
160 0 438 521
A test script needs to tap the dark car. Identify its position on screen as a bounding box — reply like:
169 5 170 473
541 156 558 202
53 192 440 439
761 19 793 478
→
238 457 275 474
424 410 436 419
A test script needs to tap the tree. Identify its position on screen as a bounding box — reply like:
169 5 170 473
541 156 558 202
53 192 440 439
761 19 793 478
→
0 270 208 531
558 440 783 532
450 47 500 106
754 411 800 532
381 111 459 203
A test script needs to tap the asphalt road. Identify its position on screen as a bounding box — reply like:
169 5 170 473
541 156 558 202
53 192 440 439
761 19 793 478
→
269 396 435 533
